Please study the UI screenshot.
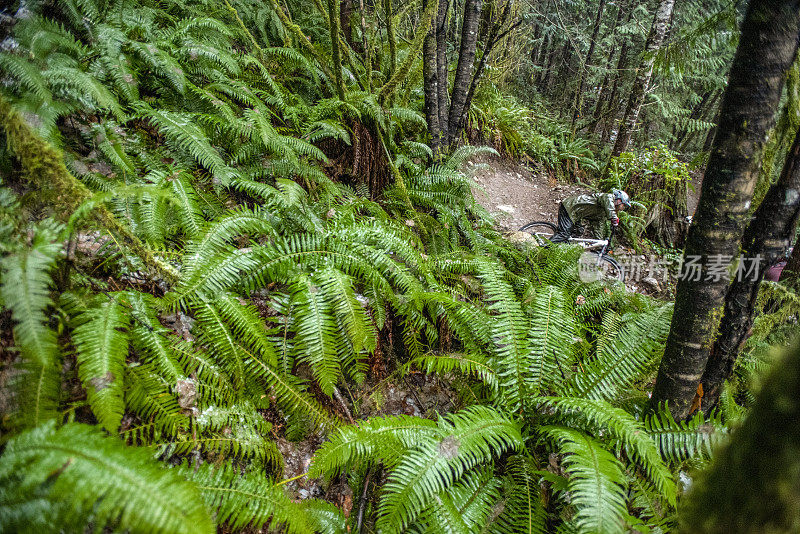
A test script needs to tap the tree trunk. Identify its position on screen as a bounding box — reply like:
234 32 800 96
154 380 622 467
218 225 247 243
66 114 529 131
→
423 0 442 154
680 341 800 533
357 0 371 91
340 0 357 52
610 0 675 157
650 0 800 420
378 0 439 104
587 1 628 132
780 234 800 284
700 125 800 411
436 0 450 140
571 0 607 131
598 30 632 142
447 0 482 145
458 0 516 137
328 0 346 99
384 0 397 76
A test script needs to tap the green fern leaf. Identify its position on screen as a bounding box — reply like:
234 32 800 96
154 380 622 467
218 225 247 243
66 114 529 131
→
72 294 131 433
543 425 628 534
0 422 214 534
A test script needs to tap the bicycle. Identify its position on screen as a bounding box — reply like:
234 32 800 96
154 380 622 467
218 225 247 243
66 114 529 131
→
518 220 626 282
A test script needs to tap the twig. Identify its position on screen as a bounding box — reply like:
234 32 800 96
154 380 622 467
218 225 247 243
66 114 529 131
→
356 466 372 534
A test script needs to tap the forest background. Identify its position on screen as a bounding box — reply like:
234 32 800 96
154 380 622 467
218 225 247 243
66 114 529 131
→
1 0 799 532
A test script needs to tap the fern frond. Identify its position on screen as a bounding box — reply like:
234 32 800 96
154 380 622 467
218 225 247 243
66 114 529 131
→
566 305 672 401
1 231 62 367
644 409 722 464
540 397 676 506
191 463 310 533
489 454 547 534
135 104 235 186
72 293 131 433
0 422 214 534
543 425 628 534
377 406 522 533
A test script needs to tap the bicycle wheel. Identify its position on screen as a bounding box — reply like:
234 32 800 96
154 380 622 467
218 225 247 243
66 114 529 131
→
519 221 556 246
593 252 625 283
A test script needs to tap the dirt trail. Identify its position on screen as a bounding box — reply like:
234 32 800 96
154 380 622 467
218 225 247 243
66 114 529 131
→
467 155 589 231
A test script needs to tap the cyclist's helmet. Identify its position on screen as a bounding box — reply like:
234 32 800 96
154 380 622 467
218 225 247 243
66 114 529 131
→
612 189 632 208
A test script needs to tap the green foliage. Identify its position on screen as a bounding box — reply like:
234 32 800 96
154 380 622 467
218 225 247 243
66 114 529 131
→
0 422 214 534
0 0 746 532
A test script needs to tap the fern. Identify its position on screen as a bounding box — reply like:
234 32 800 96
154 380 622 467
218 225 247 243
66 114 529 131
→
191 463 310 532
71 293 131 433
0 422 214 534
311 406 522 533
543 425 628 534
539 397 677 506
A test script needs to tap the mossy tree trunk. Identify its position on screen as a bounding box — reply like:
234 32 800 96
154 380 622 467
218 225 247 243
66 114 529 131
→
446 0 482 145
651 0 800 420
609 0 675 157
384 0 397 76
681 341 800 533
328 0 347 100
700 124 800 411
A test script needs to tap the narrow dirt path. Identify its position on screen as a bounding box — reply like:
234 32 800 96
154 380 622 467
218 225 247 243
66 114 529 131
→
467 154 589 231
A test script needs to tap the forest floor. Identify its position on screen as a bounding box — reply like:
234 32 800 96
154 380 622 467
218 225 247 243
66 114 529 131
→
467 154 588 231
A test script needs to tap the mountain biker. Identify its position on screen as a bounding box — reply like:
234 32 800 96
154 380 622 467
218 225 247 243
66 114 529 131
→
551 189 631 243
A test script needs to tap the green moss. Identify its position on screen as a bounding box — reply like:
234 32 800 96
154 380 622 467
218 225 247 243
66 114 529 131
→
0 96 178 284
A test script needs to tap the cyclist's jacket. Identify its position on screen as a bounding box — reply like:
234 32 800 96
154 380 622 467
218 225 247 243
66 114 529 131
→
562 193 616 225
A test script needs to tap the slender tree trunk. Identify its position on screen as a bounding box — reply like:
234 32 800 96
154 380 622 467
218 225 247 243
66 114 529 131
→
341 0 357 52
610 0 676 158
650 0 800 420
780 234 800 284
378 0 439 104
436 0 450 140
356 0 371 91
599 32 632 142
700 125 800 411
423 0 442 154
536 33 555 87
536 32 551 83
384 0 397 76
459 0 516 135
447 0 482 145
328 0 346 99
677 91 722 153
588 1 627 132
571 0 607 131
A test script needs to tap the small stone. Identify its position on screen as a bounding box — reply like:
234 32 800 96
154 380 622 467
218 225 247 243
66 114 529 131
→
642 277 660 291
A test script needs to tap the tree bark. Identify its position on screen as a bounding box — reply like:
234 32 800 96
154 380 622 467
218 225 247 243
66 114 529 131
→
357 0 371 91
609 0 675 158
423 0 442 154
328 0 347 99
436 0 450 140
458 0 516 137
384 0 397 76
780 233 800 284
571 0 607 131
680 341 800 533
650 0 800 420
700 125 800 411
340 0 357 52
598 30 632 143
446 0 482 145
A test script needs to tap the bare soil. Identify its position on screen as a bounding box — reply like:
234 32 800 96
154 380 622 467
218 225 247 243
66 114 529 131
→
467 154 590 231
